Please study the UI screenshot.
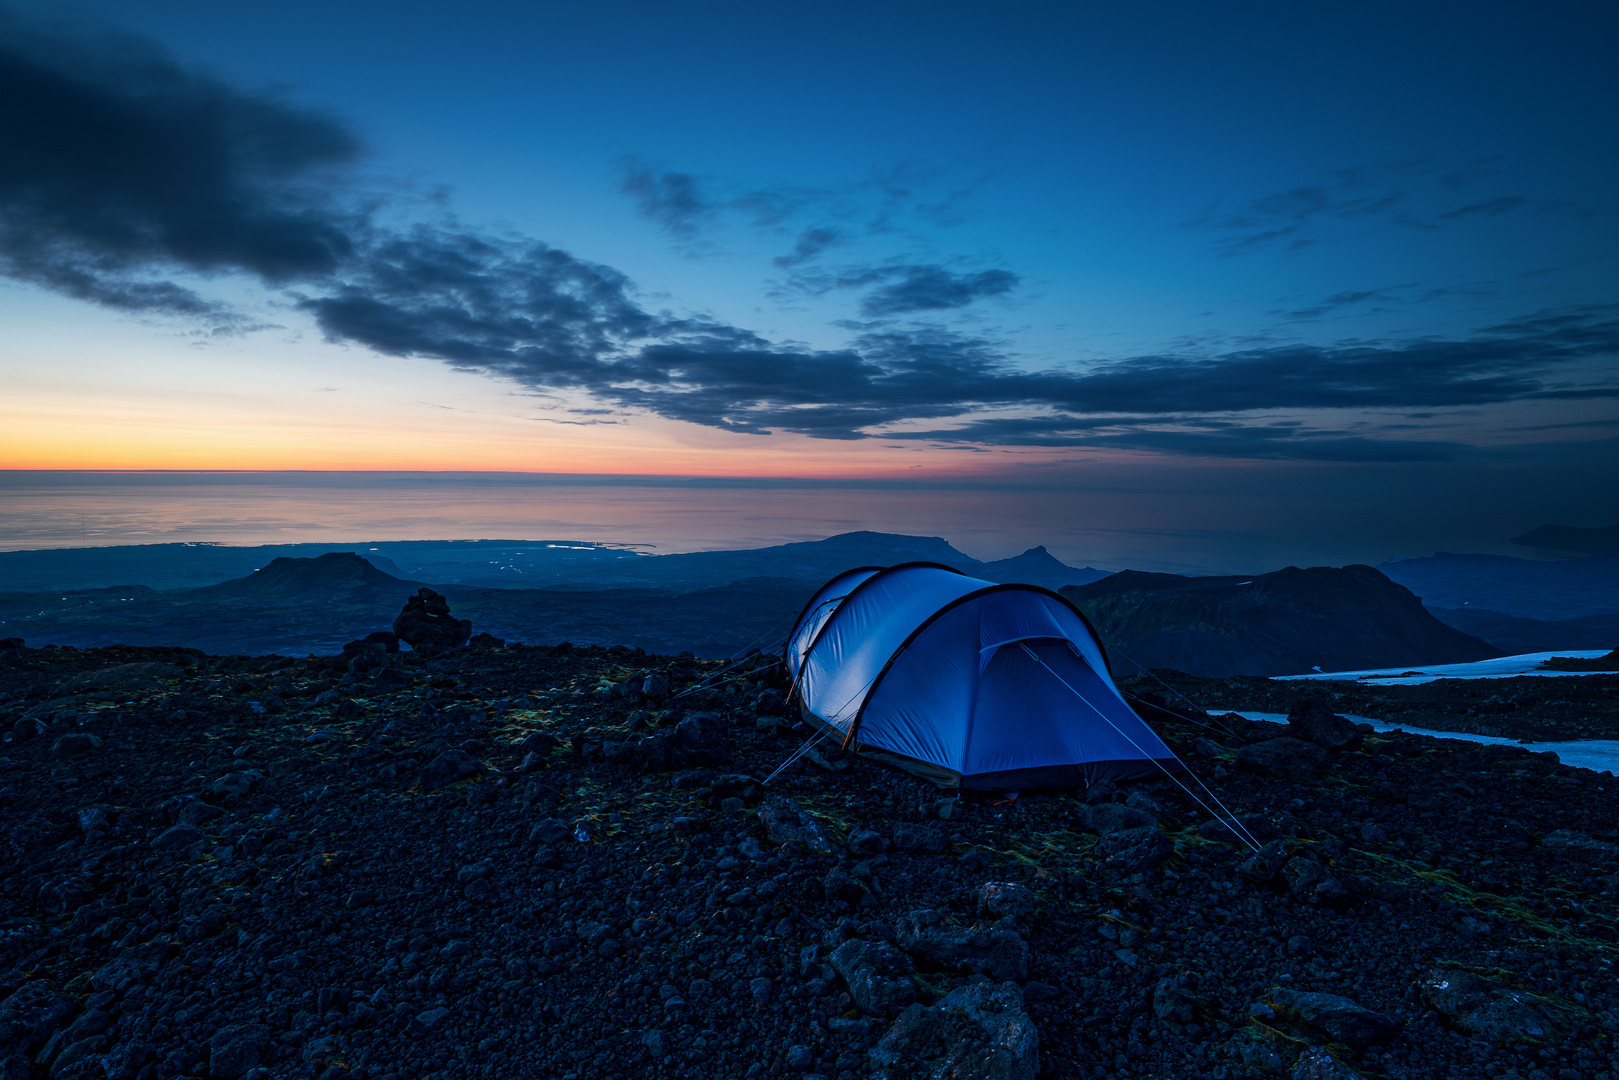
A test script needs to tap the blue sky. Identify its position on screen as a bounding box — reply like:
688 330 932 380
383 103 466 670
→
0 0 1615 560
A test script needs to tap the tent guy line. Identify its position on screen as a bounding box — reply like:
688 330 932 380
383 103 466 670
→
1021 642 1263 852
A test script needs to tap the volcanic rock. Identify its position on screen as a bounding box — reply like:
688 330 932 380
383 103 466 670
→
868 981 1038 1080
758 796 834 854
419 749 485 791
1094 825 1172 872
1418 968 1558 1042
1270 988 1396 1047
893 909 1030 981
830 939 917 1017
1236 737 1328 779
392 587 472 649
1286 698 1363 751
48 733 101 759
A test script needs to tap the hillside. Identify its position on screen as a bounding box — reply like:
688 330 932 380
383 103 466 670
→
0 555 816 659
1062 565 1502 677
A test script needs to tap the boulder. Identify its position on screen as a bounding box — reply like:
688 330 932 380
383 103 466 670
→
893 909 1030 981
1270 988 1396 1048
1238 839 1295 883
758 796 834 854
1152 978 1201 1025
152 824 203 851
1286 698 1363 751
90 941 178 994
868 981 1037 1080
976 882 1038 924
49 733 101 760
1079 803 1157 834
830 939 917 1017
1282 857 1349 905
419 749 485 791
1236 738 1329 779
0 982 77 1057
707 774 764 806
1291 1047 1368 1079
1418 968 1557 1043
1095 826 1172 872
1538 829 1619 865
207 1025 269 1080
392 588 472 649
893 823 947 855
674 712 731 765
209 770 260 798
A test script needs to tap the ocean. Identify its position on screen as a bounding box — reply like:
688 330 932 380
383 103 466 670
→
0 470 1551 574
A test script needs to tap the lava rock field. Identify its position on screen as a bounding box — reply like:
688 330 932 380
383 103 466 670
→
1 639 1616 1080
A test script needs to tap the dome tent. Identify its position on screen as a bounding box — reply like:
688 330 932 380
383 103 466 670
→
785 562 1179 790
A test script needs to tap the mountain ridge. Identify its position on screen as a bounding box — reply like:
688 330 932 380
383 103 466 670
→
1062 564 1502 677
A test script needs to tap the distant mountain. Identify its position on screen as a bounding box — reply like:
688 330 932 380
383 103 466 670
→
974 545 1109 591
1511 521 1619 555
1061 564 1502 678
1377 548 1619 622
187 552 422 603
0 539 639 592
1424 607 1619 654
0 531 1107 594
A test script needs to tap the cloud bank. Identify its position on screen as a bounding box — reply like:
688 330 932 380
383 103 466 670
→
1 11 1615 460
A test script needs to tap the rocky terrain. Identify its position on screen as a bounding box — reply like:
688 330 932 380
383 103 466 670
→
1062 566 1503 678
1 633 1616 1080
1134 668 1619 743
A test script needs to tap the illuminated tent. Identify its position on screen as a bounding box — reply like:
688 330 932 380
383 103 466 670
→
785 562 1179 790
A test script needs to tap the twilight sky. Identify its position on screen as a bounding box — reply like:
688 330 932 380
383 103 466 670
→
0 1 1616 563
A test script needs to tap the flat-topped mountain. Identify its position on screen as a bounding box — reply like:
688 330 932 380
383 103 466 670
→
188 552 423 603
1061 564 1502 677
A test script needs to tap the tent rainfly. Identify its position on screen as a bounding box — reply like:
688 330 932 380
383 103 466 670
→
785 562 1180 790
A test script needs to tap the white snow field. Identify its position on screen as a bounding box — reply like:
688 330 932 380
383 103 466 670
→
1273 650 1612 686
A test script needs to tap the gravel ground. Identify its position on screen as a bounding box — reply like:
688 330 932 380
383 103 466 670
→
1 639 1616 1080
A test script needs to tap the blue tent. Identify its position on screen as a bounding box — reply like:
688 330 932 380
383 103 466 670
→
785 562 1179 790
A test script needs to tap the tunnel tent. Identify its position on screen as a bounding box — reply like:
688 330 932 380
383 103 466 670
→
785 562 1181 790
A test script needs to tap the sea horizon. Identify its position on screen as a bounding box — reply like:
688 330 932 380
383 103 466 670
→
0 469 1567 576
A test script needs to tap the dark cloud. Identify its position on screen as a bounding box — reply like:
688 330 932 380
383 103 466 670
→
772 227 840 268
3 12 1615 461
1188 167 1407 253
0 11 360 316
1438 196 1528 219
1190 162 1566 254
612 157 989 268
876 413 1469 462
616 160 710 238
1276 287 1409 320
858 266 1018 316
774 262 1018 315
